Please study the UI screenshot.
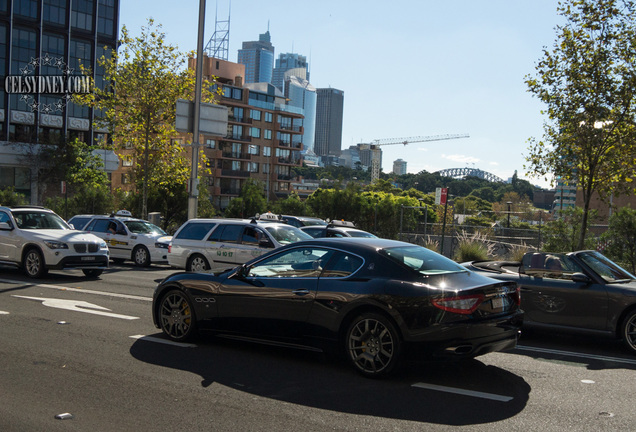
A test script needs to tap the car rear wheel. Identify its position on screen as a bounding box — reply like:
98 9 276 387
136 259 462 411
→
159 290 197 341
187 254 210 272
24 248 48 278
133 245 150 267
621 310 636 354
345 312 401 378
82 269 103 278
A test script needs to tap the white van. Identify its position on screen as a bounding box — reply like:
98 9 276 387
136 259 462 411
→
168 218 312 271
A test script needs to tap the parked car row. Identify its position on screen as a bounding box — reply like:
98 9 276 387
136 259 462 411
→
3 205 635 377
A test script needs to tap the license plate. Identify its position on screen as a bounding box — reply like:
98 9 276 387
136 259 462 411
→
491 296 504 309
81 256 95 261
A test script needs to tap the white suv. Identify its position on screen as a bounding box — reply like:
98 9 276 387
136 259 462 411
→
168 218 312 271
78 214 172 267
0 206 109 278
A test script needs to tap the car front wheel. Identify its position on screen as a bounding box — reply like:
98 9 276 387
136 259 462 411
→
187 254 210 272
133 246 150 267
159 290 197 341
345 312 401 378
621 310 636 354
24 248 48 278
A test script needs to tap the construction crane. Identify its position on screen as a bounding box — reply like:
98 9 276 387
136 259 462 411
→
359 134 470 182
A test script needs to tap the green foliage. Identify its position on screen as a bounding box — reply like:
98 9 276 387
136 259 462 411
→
542 207 598 252
453 231 494 262
225 179 267 218
77 18 217 219
601 206 636 273
45 187 114 220
270 192 310 216
0 187 28 206
525 0 636 249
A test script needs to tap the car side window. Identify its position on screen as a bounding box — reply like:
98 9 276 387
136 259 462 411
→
241 226 262 245
209 224 242 243
247 247 333 278
322 252 363 278
88 219 112 233
176 222 216 240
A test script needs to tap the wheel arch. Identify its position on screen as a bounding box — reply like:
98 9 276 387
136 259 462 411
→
21 243 45 263
337 303 404 346
616 303 636 339
152 282 190 328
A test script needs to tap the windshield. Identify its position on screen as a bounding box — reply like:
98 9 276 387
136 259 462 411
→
265 225 313 245
578 251 636 283
124 220 167 235
381 245 468 276
13 211 70 230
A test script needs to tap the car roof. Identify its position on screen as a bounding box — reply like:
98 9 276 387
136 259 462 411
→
3 205 52 212
285 237 410 252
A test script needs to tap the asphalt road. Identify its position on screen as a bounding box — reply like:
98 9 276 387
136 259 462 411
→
1 263 635 431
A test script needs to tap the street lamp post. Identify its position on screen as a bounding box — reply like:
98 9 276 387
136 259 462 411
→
507 201 512 228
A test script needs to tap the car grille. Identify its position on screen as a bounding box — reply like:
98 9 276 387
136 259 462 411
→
74 243 99 253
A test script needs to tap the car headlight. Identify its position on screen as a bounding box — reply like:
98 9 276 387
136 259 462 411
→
99 241 108 249
155 242 169 249
44 240 69 249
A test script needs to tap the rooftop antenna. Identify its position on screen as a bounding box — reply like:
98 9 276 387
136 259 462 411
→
204 1 231 60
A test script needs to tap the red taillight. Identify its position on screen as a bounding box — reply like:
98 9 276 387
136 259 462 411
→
432 293 485 315
511 286 521 305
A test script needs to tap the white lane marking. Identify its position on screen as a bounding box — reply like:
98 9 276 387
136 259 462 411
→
0 311 9 315
515 345 636 366
130 334 197 348
0 278 152 302
12 295 139 320
412 383 513 402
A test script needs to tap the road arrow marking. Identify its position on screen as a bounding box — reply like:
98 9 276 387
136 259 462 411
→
12 295 139 320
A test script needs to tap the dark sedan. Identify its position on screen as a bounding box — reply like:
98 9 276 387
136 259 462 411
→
153 238 522 377
464 250 636 354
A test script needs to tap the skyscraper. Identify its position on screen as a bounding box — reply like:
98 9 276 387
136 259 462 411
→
237 30 274 84
285 75 316 153
393 159 407 175
272 52 309 91
314 87 344 157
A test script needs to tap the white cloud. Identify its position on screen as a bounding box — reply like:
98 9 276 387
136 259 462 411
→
441 154 480 164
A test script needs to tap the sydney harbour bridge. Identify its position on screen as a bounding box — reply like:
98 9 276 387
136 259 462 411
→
435 167 505 183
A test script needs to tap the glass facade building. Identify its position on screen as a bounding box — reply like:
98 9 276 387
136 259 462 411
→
237 30 274 84
285 75 316 153
272 52 308 91
0 0 119 202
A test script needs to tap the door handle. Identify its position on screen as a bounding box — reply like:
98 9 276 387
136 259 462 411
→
292 289 310 296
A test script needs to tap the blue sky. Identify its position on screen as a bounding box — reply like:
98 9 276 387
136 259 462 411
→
120 1 561 188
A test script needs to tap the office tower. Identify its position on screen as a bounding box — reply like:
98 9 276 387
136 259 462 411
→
314 87 344 157
0 0 120 203
393 159 407 175
285 75 316 153
272 52 309 91
237 30 274 84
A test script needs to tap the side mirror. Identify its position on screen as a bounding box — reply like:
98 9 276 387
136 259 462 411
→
0 221 13 231
232 264 249 279
259 237 274 248
571 272 592 284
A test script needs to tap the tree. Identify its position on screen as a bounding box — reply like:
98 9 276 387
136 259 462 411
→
525 0 636 250
224 179 267 218
601 206 636 273
77 19 215 219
